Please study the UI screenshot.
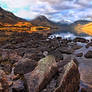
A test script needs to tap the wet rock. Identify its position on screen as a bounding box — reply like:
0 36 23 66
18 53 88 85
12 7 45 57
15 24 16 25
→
24 55 57 92
14 58 37 74
43 51 48 56
74 37 89 43
58 47 73 54
86 42 92 48
0 69 9 92
84 50 92 58
72 45 83 50
75 53 83 57
56 37 62 40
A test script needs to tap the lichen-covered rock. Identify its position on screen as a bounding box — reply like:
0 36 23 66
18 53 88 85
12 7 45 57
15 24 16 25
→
24 55 57 92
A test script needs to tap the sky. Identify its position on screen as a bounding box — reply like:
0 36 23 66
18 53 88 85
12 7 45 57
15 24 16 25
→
0 0 92 22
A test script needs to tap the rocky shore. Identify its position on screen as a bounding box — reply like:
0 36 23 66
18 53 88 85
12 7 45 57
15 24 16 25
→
0 31 92 92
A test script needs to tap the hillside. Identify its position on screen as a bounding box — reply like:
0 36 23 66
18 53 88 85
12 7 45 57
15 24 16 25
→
30 15 61 29
1 7 92 36
0 7 26 24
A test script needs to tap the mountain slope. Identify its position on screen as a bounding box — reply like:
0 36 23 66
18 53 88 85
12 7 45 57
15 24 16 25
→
0 7 26 24
30 15 61 29
71 20 92 26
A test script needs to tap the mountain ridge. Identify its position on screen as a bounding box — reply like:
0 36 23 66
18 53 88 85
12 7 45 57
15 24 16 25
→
0 7 26 24
0 7 92 36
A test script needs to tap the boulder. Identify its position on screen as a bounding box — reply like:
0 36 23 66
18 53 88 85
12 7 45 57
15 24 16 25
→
14 58 37 74
54 59 80 92
84 50 92 58
74 37 89 43
41 59 80 92
75 53 83 57
58 47 73 54
72 45 82 50
24 55 57 92
86 42 92 48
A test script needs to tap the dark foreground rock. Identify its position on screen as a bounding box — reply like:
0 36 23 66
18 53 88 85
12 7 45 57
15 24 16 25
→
14 58 37 74
84 50 92 58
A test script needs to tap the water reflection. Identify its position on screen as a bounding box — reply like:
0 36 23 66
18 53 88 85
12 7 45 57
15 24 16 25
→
75 46 92 91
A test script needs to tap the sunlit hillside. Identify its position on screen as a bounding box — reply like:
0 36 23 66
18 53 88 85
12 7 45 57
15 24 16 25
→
75 23 92 35
0 22 50 33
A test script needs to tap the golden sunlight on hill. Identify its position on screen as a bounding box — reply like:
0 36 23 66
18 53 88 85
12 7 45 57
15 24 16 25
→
0 22 50 33
75 23 92 35
14 22 32 27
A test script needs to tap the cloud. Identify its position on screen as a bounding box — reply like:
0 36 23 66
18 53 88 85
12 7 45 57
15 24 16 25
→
0 0 92 22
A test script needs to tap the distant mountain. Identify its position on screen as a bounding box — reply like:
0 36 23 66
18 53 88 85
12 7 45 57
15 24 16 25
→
30 15 61 29
71 20 92 26
0 7 92 36
69 20 92 35
57 19 72 25
0 7 26 24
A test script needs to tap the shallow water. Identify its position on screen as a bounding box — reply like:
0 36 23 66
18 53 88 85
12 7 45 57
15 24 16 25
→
74 46 92 91
49 32 92 40
52 32 92 91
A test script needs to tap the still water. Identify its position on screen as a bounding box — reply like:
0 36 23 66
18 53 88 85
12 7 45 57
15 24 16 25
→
50 32 92 91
